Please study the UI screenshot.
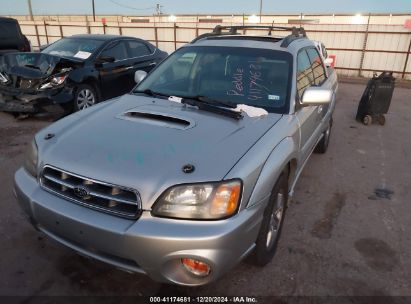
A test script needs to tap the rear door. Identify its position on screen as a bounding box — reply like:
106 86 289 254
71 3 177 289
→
97 40 131 99
123 39 156 89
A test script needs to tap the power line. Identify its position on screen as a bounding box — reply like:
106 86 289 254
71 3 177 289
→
109 0 156 11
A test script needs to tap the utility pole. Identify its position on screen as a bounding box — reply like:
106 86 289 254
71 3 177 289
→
27 0 34 21
259 0 262 23
156 4 163 15
92 0 96 22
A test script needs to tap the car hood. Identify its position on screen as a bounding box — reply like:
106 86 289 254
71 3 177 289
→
37 94 282 209
0 52 82 79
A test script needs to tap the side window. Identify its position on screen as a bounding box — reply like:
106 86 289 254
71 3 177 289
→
296 50 314 99
100 41 128 61
127 40 151 58
306 47 326 85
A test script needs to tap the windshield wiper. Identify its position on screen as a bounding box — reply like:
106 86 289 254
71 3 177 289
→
182 95 237 109
181 96 243 120
133 90 242 119
133 89 170 99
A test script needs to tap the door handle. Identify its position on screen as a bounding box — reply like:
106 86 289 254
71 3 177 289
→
149 62 157 66
317 105 323 114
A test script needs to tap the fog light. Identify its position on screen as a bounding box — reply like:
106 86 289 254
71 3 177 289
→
181 258 211 277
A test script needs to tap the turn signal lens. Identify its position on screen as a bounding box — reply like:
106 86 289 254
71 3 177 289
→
181 258 211 277
210 182 241 217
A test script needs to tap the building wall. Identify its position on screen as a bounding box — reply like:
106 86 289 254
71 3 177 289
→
11 15 411 80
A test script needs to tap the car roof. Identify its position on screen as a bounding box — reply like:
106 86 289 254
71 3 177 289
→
190 26 312 53
190 34 314 53
68 34 137 41
0 17 19 23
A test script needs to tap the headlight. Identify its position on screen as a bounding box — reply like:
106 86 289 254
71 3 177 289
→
0 71 10 84
39 73 68 90
23 139 38 178
152 180 242 220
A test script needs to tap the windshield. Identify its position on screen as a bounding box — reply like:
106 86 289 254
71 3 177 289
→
135 46 292 113
42 38 104 59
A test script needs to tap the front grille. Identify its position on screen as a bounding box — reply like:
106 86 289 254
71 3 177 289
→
40 165 142 219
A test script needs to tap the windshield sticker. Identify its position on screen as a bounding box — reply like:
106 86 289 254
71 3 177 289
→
73 51 92 59
268 95 280 101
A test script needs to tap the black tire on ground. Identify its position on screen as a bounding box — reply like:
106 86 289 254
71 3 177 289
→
363 115 372 126
73 84 98 112
252 169 289 267
314 117 333 154
378 115 386 125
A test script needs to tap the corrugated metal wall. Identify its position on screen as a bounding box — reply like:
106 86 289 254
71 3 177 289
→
17 20 411 80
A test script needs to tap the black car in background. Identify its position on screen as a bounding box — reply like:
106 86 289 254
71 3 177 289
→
0 34 167 116
0 17 31 56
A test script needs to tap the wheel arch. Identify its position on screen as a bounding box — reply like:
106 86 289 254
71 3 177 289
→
246 137 298 209
80 77 101 101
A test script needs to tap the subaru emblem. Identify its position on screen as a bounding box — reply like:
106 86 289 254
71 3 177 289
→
73 186 89 199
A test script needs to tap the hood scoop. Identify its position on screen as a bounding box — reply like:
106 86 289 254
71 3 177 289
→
118 109 195 130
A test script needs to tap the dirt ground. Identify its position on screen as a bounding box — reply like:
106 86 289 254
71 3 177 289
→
0 82 410 298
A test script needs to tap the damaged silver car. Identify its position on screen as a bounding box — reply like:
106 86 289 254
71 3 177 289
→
14 26 338 286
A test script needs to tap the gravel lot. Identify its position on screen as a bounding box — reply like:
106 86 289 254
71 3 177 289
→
0 82 410 297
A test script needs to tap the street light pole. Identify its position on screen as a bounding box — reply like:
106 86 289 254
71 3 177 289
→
92 0 96 22
27 0 34 21
259 0 263 23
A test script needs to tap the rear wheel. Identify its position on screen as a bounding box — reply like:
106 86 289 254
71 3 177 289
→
252 170 288 267
73 84 98 111
378 115 386 125
363 115 372 126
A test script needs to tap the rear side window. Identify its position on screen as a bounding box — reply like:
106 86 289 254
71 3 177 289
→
296 50 314 99
100 41 128 61
127 40 151 57
306 47 326 85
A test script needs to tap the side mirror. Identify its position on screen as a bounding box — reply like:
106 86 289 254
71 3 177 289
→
301 87 333 106
134 70 147 85
324 57 333 68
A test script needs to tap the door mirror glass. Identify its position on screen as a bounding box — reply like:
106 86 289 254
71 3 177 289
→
301 87 333 106
134 70 147 84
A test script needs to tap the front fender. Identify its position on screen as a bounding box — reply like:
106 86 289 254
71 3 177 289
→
246 137 298 208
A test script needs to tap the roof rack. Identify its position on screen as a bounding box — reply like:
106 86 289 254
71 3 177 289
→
191 25 307 47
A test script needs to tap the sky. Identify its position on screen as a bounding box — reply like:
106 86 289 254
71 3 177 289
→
0 0 410 16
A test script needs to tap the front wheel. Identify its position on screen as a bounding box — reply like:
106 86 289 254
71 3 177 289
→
252 170 288 267
73 84 98 112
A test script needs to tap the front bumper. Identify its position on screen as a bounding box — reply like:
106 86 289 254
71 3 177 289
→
0 86 74 114
14 168 265 286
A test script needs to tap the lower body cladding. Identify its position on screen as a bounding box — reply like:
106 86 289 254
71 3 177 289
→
0 86 74 116
14 168 265 286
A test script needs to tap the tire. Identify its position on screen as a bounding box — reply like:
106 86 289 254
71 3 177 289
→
378 115 386 126
314 117 332 154
73 84 98 112
363 115 372 126
252 170 289 267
